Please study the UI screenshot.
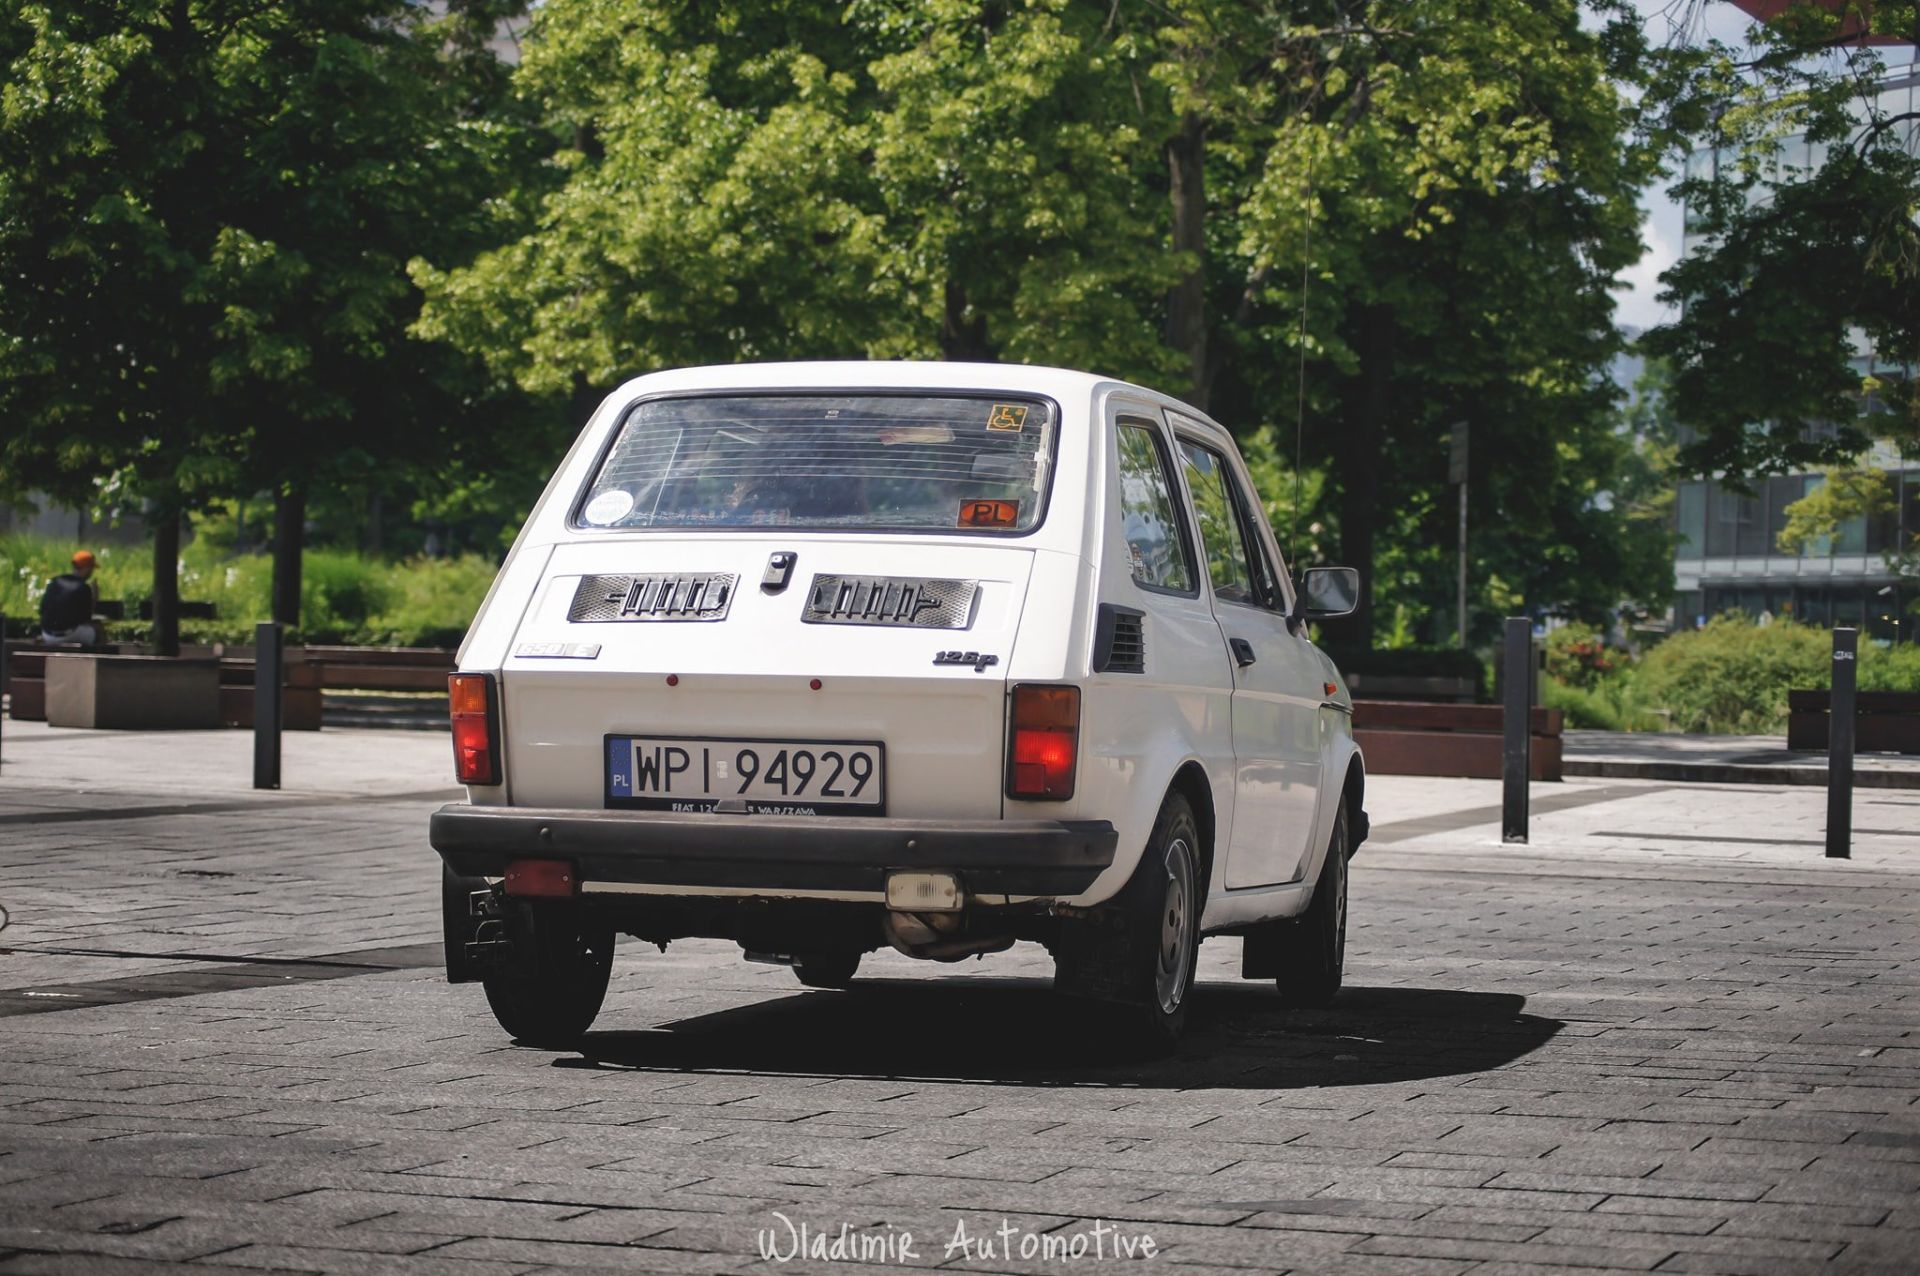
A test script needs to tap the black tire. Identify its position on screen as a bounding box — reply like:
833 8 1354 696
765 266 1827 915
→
1274 803 1349 1009
481 902 615 1047
793 953 861 989
1108 791 1204 1050
441 862 489 984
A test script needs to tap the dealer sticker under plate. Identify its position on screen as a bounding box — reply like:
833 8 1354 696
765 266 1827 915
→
605 735 885 816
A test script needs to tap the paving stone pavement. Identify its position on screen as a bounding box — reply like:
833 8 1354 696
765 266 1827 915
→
1 727 1918 1274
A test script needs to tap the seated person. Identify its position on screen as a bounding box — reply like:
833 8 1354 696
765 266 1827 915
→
39 550 101 647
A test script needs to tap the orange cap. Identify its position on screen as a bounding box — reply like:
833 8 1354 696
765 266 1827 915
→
71 550 96 569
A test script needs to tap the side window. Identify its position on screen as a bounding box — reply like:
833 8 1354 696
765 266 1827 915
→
1177 440 1278 608
1115 421 1195 593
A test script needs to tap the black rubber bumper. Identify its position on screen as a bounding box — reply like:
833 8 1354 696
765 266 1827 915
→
429 805 1120 898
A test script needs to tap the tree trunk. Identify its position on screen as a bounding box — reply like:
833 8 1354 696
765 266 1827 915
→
1165 111 1210 410
272 485 305 630
365 490 383 557
1331 303 1393 650
940 280 993 361
150 508 180 658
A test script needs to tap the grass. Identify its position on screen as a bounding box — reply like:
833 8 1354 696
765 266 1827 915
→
1 532 497 647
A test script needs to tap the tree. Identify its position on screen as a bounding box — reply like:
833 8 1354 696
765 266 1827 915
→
415 0 1670 648
0 0 535 645
1639 0 1920 479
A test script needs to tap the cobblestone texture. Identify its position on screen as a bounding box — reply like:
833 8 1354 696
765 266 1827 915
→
1 728 1917 1274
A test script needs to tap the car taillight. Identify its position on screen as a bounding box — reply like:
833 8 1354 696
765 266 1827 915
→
1007 684 1079 801
448 672 499 786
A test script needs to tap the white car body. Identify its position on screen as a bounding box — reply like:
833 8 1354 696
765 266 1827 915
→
433 361 1365 1037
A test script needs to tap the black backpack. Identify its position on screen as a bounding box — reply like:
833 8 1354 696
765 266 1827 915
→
39 574 92 633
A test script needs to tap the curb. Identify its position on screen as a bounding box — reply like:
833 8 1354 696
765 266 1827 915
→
1565 759 1920 790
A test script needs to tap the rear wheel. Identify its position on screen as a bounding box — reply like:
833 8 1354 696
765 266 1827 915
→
1094 791 1202 1051
1273 804 1349 1008
481 903 615 1047
793 953 862 989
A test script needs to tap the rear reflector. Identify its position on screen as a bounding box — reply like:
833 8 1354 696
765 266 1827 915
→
504 858 575 897
1007 684 1079 801
886 870 965 912
448 672 499 786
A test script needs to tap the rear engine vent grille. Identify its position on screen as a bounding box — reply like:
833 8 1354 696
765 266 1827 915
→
1095 604 1146 674
802 575 977 628
569 573 738 622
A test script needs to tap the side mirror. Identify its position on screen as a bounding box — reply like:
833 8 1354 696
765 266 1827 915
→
1296 566 1360 620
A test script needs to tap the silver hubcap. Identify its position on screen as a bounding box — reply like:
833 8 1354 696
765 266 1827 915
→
1155 836 1196 1015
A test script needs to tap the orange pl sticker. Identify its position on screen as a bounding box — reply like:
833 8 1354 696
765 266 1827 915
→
958 499 1020 528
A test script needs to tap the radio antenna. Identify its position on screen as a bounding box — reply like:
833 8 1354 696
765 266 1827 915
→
1291 150 1314 568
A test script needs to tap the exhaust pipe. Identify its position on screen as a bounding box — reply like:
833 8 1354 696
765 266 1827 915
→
883 910 1013 962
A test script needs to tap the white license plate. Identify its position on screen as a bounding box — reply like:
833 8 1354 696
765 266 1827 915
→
605 735 885 815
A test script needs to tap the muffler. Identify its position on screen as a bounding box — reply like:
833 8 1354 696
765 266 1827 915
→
883 910 1014 962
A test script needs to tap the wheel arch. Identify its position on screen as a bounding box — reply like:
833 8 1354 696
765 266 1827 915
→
1341 750 1367 854
1168 759 1216 897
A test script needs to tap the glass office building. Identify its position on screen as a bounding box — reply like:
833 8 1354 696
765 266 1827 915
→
1669 58 1917 642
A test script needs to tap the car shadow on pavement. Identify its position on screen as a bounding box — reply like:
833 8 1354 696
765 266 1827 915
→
560 980 1562 1089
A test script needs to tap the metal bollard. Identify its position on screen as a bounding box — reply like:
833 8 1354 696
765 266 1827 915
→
1826 626 1856 860
1502 616 1531 844
253 621 283 791
0 610 7 775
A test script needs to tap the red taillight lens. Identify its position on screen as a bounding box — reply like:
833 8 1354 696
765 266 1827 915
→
504 857 575 897
1007 684 1079 801
448 673 499 786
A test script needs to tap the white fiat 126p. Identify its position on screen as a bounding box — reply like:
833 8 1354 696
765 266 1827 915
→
433 361 1368 1049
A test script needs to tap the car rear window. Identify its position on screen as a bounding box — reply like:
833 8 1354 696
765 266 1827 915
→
575 393 1056 533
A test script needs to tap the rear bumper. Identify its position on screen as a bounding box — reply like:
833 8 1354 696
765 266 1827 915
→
429 805 1119 899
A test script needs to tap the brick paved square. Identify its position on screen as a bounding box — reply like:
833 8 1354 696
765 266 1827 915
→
2 724 1918 1272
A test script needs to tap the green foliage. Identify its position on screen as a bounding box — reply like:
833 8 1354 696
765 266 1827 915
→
0 0 548 640
1541 672 1658 733
1638 3 1920 476
0 533 490 647
413 0 1669 648
1775 468 1899 556
1860 642 1920 695
1544 622 1633 691
1637 617 1833 734
1546 616 1920 734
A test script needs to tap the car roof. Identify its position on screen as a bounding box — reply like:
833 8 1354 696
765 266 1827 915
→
600 361 1225 432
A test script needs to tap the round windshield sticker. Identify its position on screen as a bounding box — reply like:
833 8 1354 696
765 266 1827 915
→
582 490 635 525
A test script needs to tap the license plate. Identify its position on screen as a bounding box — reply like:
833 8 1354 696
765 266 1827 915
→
605 735 885 815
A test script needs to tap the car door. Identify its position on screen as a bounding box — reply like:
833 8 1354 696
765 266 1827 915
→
1173 429 1325 890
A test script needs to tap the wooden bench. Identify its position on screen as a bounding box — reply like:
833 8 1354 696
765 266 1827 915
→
1345 673 1479 703
1787 690 1920 754
304 645 456 693
218 658 324 730
1353 700 1564 780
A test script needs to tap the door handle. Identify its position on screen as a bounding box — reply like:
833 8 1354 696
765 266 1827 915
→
1229 638 1257 668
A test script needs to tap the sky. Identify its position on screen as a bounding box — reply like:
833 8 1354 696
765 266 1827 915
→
1611 1 1919 332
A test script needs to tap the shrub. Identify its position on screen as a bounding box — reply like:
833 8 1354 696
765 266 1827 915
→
1541 669 1660 732
1861 641 1920 694
1635 616 1829 734
1544 622 1631 691
0 532 495 648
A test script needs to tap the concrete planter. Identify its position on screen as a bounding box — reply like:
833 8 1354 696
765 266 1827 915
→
44 655 223 730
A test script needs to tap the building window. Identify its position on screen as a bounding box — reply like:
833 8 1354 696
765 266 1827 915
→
1676 482 1706 559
